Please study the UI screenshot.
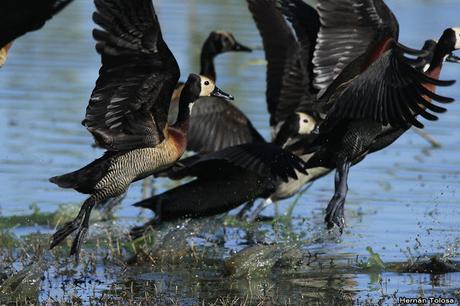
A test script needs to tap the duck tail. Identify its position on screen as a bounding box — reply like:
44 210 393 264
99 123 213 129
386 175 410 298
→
49 152 114 193
133 197 156 210
132 174 267 221
49 171 80 189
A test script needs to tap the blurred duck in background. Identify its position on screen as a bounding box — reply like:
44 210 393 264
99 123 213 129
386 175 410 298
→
0 0 74 67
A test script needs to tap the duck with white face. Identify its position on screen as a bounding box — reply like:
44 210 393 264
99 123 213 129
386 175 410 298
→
273 112 320 149
47 0 236 260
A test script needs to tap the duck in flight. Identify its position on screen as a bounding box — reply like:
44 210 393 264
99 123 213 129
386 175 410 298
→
277 0 460 231
0 0 73 67
48 0 233 259
255 0 460 225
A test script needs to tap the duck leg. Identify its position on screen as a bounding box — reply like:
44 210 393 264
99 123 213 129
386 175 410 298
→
325 160 351 232
95 193 126 219
50 196 97 260
248 198 273 222
236 200 255 220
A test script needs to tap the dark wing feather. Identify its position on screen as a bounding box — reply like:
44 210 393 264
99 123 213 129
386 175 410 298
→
325 49 455 129
164 143 308 183
247 0 298 126
313 0 399 91
279 0 319 90
83 0 180 151
186 97 266 153
276 0 320 124
0 0 73 47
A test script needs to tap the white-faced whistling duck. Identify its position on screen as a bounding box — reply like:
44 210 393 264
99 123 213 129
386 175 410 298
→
0 0 73 67
266 0 460 227
48 0 233 260
291 22 459 232
128 0 319 232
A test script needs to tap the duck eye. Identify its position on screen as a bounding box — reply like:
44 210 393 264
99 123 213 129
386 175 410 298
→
303 119 308 123
204 81 210 86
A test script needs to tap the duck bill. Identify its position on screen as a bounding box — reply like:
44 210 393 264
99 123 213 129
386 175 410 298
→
446 53 460 64
211 86 234 100
232 41 252 52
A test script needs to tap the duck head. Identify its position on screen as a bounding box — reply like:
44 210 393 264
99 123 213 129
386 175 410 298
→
181 74 233 108
174 74 233 127
438 28 460 63
204 31 252 55
273 112 320 148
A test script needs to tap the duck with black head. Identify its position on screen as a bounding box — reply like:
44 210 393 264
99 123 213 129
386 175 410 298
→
169 30 251 107
48 0 233 260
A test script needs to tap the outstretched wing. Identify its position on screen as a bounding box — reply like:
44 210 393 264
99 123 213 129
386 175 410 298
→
164 143 309 183
83 0 180 151
247 0 298 126
313 0 399 91
325 48 455 129
186 97 266 153
0 0 73 47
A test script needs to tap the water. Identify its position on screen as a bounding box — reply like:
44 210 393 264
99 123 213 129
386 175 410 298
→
0 0 460 304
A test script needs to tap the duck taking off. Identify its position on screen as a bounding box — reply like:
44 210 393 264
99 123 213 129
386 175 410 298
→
49 0 233 259
0 0 74 67
290 26 460 231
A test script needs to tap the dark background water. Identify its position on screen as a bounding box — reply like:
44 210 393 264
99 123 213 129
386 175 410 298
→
0 0 459 303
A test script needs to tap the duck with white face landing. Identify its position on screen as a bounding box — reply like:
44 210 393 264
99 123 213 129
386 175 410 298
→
48 0 233 260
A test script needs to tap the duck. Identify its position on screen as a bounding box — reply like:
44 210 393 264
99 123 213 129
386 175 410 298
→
253 0 460 221
0 0 73 67
48 0 233 259
286 26 459 232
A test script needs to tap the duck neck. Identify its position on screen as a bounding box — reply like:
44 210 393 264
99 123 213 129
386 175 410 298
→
427 42 449 76
200 42 217 82
173 96 193 133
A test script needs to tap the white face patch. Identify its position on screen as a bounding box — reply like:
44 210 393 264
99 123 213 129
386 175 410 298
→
198 75 216 97
297 112 317 135
453 27 460 49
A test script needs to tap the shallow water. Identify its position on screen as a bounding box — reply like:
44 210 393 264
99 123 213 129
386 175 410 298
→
1 0 460 304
